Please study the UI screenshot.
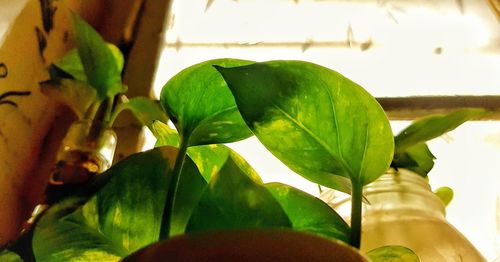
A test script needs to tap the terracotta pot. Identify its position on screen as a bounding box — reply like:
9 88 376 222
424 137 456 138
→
123 230 368 262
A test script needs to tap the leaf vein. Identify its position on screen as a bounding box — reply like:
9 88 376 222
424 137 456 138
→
272 104 350 175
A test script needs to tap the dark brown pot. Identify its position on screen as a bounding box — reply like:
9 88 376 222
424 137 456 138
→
123 229 368 262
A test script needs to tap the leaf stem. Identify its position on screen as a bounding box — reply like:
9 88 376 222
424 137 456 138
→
160 140 188 239
350 181 363 248
107 100 127 127
103 96 116 128
84 101 101 121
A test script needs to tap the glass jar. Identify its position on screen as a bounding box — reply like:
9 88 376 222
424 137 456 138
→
321 168 485 262
49 120 117 185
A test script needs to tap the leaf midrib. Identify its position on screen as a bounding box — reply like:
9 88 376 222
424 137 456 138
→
59 217 128 257
272 104 353 176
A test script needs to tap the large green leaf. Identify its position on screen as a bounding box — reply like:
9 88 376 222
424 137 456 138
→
160 59 254 146
186 154 291 232
71 14 124 100
216 60 394 189
33 197 124 261
394 108 488 153
117 97 169 130
33 148 174 261
266 183 350 243
366 245 420 262
153 121 260 183
392 143 435 177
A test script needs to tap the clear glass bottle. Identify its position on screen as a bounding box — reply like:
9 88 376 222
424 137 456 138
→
22 120 117 230
49 120 117 185
321 168 486 262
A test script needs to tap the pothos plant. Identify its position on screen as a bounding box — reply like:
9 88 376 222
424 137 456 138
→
39 13 167 189
0 13 487 262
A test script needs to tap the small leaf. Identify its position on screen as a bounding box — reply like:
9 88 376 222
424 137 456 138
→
366 245 420 262
0 250 23 262
216 60 394 190
71 13 124 100
266 183 350 243
160 58 254 146
33 148 175 261
40 78 96 118
107 44 125 73
186 154 291 232
434 186 454 207
152 121 180 148
395 108 488 153
53 44 124 83
53 49 87 81
119 97 169 130
392 143 435 177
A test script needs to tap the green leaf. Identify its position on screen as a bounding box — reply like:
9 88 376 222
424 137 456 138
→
392 143 435 177
33 197 124 261
395 108 488 153
186 154 291 232
40 78 97 118
266 183 350 243
33 148 174 261
53 49 87 82
107 44 125 73
168 156 207 237
0 250 23 262
153 121 260 183
434 186 454 207
152 121 180 148
152 121 223 182
366 245 420 262
160 58 254 146
216 60 394 190
118 97 169 130
71 13 124 100
53 44 124 83
187 144 261 183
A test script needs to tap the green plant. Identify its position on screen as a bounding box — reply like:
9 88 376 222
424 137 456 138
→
39 13 167 187
9 55 415 261
7 14 490 262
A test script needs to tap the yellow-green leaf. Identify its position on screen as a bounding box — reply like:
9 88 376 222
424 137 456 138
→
160 59 254 146
366 245 420 262
216 60 394 190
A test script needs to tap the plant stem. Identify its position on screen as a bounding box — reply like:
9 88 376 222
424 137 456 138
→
84 101 101 121
160 140 188 239
103 96 115 128
350 181 363 248
107 102 126 127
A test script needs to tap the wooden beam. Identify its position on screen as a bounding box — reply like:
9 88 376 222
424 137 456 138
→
113 0 172 162
377 96 500 120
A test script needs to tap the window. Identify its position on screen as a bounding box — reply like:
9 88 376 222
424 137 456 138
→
145 1 500 259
